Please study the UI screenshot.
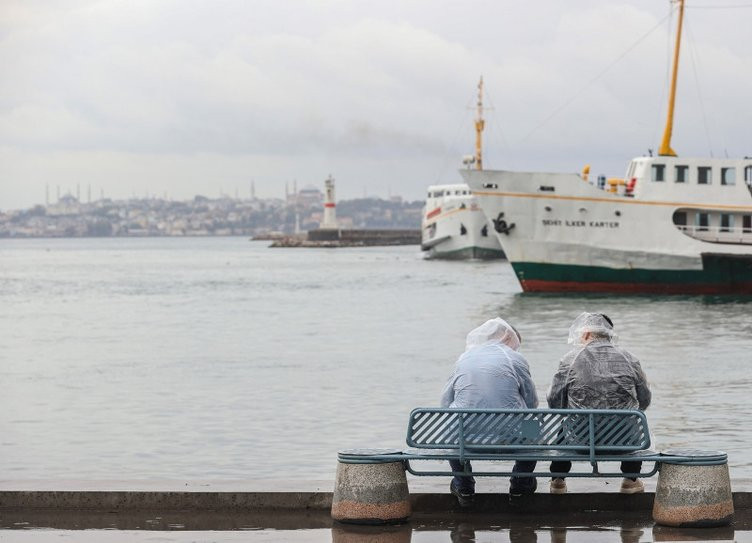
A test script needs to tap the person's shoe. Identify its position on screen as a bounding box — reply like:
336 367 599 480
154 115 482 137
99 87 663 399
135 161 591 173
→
550 478 567 494
620 478 645 494
450 482 475 508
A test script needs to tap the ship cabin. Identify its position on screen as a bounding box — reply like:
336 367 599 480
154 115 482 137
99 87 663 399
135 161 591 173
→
617 156 752 246
425 184 473 202
424 184 474 217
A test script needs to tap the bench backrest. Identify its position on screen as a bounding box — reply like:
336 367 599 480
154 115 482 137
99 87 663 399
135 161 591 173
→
407 408 650 452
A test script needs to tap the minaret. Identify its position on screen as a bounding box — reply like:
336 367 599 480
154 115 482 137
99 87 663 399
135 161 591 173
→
321 175 337 229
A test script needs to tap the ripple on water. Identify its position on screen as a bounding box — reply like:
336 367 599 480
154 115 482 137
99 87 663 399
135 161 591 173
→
1 238 750 480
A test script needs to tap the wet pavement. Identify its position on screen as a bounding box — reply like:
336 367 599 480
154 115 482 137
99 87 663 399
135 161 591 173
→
1 508 749 541
2 479 751 541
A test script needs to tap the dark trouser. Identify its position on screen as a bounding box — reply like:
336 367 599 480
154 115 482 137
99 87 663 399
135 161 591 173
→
449 459 537 494
549 460 642 480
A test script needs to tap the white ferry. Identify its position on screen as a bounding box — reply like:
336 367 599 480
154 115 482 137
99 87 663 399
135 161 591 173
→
421 77 505 260
421 183 504 260
462 0 752 293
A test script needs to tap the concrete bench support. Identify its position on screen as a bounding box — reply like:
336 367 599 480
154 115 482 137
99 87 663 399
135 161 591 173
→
332 449 410 525
653 450 734 528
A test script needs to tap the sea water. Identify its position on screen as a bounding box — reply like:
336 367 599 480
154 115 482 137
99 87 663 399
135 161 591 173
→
1 237 750 480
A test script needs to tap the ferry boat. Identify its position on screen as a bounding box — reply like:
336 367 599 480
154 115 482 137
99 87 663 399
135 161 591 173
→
421 78 505 260
421 182 504 259
461 0 752 293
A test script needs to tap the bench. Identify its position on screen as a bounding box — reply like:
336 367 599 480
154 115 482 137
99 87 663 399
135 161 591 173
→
332 408 732 527
341 407 670 478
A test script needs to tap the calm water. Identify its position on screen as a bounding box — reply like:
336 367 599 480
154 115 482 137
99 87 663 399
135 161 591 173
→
1 238 751 480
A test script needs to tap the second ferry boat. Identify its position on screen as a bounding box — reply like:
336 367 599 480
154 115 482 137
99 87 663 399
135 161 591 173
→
421 77 504 260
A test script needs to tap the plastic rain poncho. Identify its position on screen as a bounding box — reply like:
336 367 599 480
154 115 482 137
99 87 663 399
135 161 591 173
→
441 318 538 409
548 313 651 410
567 312 618 346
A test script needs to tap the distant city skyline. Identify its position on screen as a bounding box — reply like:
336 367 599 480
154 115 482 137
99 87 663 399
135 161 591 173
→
14 178 413 212
2 0 751 210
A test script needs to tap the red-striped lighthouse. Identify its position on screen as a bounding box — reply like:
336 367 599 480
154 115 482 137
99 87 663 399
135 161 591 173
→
322 175 337 229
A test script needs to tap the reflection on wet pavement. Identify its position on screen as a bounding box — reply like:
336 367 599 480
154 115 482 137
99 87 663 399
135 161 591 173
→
1 509 746 542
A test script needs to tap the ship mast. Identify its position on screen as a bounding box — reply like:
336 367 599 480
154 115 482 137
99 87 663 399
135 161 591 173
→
658 0 685 157
474 76 485 170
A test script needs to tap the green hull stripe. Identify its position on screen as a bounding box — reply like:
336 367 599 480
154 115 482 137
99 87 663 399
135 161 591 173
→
429 246 505 260
512 259 752 285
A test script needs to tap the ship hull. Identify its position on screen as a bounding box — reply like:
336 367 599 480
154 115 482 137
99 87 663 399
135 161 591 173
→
461 167 752 294
422 184 504 261
514 254 752 294
428 245 506 261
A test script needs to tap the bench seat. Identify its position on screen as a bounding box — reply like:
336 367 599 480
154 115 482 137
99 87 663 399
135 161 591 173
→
337 408 727 479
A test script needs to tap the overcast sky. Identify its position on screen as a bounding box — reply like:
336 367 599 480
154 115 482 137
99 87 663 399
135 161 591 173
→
1 0 750 210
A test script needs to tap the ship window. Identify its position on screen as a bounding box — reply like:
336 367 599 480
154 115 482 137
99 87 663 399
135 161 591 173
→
746 166 752 182
651 164 665 182
720 214 734 232
721 168 736 186
744 215 752 233
696 212 709 231
672 210 687 226
675 165 688 183
698 167 712 184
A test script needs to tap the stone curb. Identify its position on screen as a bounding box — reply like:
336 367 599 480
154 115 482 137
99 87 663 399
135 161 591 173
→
1 490 751 513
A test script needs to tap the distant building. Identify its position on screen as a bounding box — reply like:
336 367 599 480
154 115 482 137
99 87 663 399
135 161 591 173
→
46 194 81 216
288 184 323 207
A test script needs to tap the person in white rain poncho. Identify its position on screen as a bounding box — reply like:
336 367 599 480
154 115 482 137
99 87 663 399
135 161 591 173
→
440 318 538 507
547 312 651 495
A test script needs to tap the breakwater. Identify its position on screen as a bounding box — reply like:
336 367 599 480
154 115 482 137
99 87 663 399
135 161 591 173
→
270 228 420 247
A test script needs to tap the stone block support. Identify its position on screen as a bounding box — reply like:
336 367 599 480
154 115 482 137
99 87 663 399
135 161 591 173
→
653 450 733 527
332 449 410 525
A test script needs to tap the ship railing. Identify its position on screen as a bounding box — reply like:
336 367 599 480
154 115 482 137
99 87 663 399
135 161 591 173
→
676 224 752 245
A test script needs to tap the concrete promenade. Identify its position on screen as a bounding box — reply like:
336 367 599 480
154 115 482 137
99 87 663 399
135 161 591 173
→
2 479 752 531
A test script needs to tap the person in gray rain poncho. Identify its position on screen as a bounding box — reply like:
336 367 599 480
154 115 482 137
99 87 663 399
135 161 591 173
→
547 312 651 495
440 317 538 507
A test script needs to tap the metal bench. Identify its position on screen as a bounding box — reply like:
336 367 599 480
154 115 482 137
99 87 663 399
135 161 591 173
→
333 408 733 527
340 407 705 478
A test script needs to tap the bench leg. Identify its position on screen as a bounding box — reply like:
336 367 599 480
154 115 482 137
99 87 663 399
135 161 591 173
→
652 462 734 527
331 460 411 524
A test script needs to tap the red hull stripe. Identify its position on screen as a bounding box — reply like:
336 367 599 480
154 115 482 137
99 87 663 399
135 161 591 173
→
324 203 335 208
521 279 752 295
426 207 441 219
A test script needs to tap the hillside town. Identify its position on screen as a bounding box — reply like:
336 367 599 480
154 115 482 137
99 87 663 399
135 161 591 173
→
0 184 423 238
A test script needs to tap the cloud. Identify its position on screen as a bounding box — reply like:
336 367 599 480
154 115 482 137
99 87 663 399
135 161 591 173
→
1 0 751 209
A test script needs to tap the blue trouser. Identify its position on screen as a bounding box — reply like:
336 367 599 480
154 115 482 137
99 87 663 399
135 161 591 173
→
449 459 537 494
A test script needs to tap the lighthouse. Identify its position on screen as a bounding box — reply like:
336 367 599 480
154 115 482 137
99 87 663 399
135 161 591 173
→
321 174 337 229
